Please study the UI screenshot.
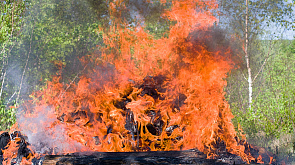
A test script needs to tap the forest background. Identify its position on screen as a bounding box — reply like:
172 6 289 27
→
1 0 295 158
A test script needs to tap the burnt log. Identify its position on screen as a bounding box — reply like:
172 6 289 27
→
42 150 248 165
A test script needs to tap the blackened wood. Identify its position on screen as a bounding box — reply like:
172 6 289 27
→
0 132 10 164
0 132 10 155
42 150 248 165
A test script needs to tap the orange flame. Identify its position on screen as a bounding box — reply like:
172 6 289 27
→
7 0 259 163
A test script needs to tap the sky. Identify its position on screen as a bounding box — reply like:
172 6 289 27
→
262 24 295 40
262 0 295 40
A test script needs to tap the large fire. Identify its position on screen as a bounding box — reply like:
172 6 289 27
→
1 0 271 164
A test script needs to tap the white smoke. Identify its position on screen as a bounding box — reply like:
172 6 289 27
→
17 106 87 154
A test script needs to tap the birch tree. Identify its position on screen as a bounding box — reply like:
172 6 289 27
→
218 0 294 111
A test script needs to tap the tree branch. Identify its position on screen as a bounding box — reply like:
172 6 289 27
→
241 71 247 81
7 91 16 104
253 41 273 82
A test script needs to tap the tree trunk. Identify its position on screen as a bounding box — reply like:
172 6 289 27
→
245 0 252 109
0 71 6 100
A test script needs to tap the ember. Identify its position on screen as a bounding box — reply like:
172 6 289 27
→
1 0 275 164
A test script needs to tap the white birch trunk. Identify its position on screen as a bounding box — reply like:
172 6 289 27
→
245 0 252 109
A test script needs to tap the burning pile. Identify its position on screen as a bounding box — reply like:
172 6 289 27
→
1 0 274 164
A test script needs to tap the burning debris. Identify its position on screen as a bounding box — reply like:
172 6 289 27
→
0 131 43 165
0 0 278 164
0 74 276 164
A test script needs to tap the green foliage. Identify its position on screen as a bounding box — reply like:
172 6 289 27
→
0 0 28 130
253 40 295 136
0 102 16 131
10 0 106 87
228 39 295 155
0 0 27 44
